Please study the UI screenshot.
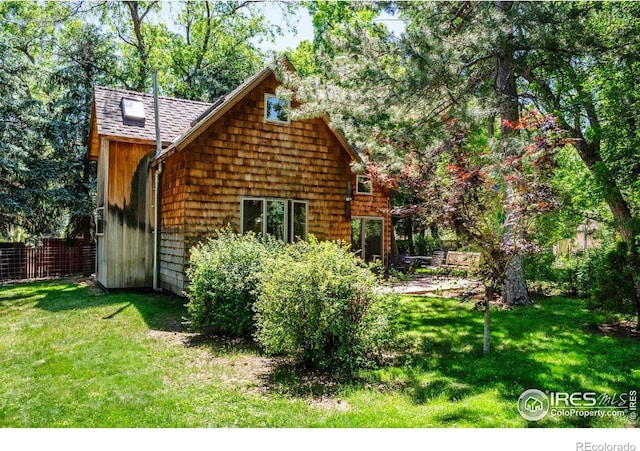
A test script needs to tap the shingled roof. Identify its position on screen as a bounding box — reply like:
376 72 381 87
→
92 86 215 146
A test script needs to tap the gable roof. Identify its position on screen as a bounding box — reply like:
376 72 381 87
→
153 65 274 161
90 60 360 165
152 60 360 165
92 86 215 146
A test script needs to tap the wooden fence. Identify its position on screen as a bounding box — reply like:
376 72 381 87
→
0 238 95 283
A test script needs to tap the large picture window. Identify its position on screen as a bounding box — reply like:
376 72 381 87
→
264 94 290 124
241 198 307 242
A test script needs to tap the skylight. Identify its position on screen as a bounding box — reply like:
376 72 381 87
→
121 97 145 125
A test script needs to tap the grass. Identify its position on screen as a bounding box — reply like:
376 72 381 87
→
0 278 638 427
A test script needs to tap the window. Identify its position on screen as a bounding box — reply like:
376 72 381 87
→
264 94 290 124
356 175 372 195
242 199 263 235
96 207 105 235
241 198 308 242
291 201 307 241
351 217 383 262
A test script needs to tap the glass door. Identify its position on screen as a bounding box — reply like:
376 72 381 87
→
351 217 383 262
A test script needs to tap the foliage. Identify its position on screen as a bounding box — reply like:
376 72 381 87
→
185 229 282 336
523 248 558 286
589 240 640 328
254 237 398 374
287 1 640 306
0 1 295 241
0 2 117 240
556 250 605 298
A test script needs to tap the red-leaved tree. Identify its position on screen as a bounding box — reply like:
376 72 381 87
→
370 111 572 353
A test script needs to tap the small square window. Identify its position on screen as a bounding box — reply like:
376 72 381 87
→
264 94 290 124
356 175 372 195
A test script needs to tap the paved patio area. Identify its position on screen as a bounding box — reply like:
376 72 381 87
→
385 274 483 297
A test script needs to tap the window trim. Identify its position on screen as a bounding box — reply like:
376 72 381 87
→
356 175 373 195
241 197 309 243
264 93 291 124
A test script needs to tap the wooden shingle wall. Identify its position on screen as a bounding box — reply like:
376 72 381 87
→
157 73 391 295
158 151 188 295
185 74 355 236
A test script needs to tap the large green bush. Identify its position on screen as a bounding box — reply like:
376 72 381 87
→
556 249 603 297
185 229 282 336
254 238 397 374
525 248 603 297
589 241 640 322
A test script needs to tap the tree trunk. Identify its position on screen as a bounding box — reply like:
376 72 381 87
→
483 286 493 354
430 222 440 246
503 255 529 305
405 217 415 255
572 139 637 243
495 0 530 305
483 303 491 354
391 225 399 256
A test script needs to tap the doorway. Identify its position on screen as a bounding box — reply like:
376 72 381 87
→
351 217 384 262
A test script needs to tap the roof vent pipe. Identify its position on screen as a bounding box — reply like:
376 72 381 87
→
152 69 161 156
152 68 162 292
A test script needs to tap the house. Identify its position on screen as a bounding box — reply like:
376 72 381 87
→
553 220 602 256
88 61 392 295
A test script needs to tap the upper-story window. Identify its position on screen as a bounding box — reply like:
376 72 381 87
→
264 94 290 124
356 175 372 195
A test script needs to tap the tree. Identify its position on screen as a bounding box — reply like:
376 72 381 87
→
508 1 640 317
165 1 267 101
399 112 568 352
0 1 74 239
96 0 165 91
0 35 48 238
287 0 640 306
285 1 534 304
45 21 120 241
0 1 123 241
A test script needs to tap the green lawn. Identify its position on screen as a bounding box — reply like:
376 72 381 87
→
0 278 638 427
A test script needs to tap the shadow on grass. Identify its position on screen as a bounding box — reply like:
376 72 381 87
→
0 277 187 333
365 294 640 427
179 332 353 398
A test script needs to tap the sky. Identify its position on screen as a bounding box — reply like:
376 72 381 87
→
257 2 406 53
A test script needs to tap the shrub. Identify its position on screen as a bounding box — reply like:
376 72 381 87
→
525 248 603 297
556 249 603 297
589 241 640 321
185 229 282 336
254 237 398 374
524 249 557 283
